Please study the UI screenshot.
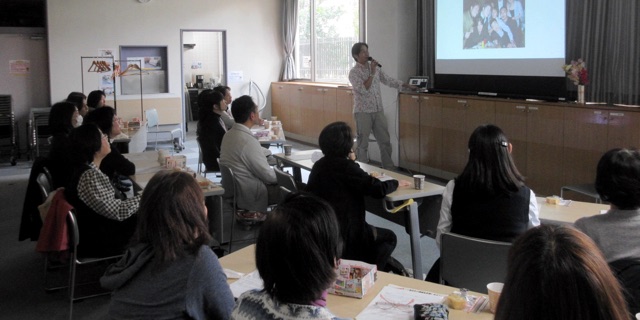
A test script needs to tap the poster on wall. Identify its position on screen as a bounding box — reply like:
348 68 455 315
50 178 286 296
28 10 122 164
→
101 73 114 96
10 60 30 75
129 56 162 70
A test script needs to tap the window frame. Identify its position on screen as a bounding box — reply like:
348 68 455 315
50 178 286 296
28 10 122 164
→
296 0 367 84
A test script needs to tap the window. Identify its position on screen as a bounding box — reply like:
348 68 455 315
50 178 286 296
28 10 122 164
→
296 0 363 83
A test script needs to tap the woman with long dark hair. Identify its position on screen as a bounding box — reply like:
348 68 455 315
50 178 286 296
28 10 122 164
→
427 124 539 281
47 101 81 188
101 171 234 319
436 124 539 243
197 90 228 172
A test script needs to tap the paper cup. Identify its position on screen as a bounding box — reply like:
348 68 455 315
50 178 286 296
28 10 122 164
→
636 313 640 320
284 144 292 156
487 282 504 314
413 174 425 190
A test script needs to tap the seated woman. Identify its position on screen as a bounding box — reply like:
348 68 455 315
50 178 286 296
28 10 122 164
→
47 101 81 188
84 106 135 181
66 91 88 117
213 85 235 130
64 123 139 257
428 124 539 281
101 171 235 320
197 90 228 172
306 121 408 271
575 148 640 262
495 225 630 320
232 193 342 319
86 89 106 112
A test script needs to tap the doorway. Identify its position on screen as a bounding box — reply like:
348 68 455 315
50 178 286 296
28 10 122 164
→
180 29 227 132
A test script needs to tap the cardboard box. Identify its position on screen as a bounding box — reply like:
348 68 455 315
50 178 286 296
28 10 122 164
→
328 259 377 299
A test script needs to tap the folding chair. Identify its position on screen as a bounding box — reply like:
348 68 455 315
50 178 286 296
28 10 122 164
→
218 162 266 253
66 210 123 320
145 108 182 151
440 232 511 293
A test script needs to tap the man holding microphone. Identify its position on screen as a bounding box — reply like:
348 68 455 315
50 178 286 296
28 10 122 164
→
348 42 416 169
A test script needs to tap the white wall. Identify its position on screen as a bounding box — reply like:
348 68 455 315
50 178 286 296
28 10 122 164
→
367 0 418 165
45 0 418 163
0 29 50 152
47 0 281 118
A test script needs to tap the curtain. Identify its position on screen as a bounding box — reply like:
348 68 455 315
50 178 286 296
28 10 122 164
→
280 0 298 81
420 0 640 105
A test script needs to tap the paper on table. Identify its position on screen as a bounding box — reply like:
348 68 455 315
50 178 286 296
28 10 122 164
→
223 268 245 279
377 175 395 182
229 270 264 298
356 284 446 320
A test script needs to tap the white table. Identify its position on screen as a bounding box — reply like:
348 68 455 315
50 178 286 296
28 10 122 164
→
220 245 493 319
273 151 446 279
123 151 223 197
537 197 609 225
251 122 286 148
124 151 230 243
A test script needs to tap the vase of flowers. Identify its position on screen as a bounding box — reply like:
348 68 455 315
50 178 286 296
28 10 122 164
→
563 59 589 104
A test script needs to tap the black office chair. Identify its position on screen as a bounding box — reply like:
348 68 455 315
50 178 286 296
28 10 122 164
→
440 232 511 293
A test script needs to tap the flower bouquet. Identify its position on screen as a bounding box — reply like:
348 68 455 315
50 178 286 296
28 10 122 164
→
562 59 589 86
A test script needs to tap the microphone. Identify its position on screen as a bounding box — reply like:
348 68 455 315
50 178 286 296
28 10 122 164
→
367 57 382 68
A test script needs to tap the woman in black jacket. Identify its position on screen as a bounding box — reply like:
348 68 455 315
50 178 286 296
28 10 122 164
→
196 90 228 172
306 121 409 271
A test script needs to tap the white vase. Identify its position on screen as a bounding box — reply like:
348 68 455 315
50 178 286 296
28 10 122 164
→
577 85 585 104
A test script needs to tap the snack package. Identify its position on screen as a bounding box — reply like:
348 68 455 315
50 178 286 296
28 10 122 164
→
328 259 377 298
414 303 449 320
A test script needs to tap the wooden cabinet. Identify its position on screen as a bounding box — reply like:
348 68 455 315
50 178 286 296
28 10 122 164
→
398 94 444 174
272 85 640 198
271 82 354 144
271 83 291 131
441 97 495 177
310 87 337 139
288 84 310 135
336 89 356 130
419 96 443 176
607 110 640 150
495 102 564 196
563 107 640 189
399 94 421 172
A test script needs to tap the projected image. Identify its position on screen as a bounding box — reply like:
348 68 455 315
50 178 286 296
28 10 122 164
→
463 0 525 49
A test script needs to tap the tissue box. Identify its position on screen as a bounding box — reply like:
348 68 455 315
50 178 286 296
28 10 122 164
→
328 259 377 299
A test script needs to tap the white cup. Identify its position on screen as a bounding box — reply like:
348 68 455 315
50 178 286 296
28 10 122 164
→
413 174 425 190
284 144 292 156
636 312 640 320
487 282 504 314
